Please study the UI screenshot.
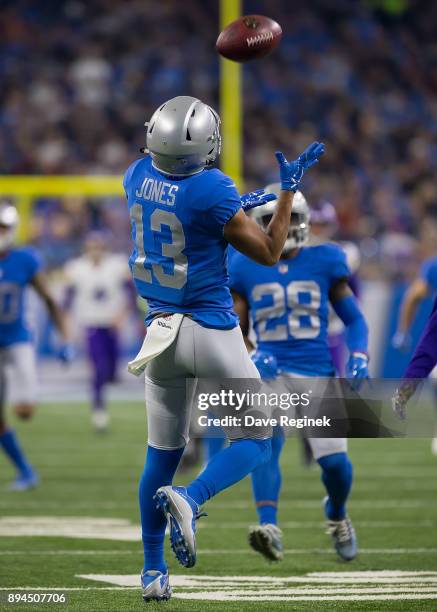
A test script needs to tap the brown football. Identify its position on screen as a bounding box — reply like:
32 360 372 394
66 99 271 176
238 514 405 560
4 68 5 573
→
216 14 282 63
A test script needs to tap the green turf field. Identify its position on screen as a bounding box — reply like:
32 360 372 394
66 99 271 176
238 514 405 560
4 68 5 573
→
1 401 437 611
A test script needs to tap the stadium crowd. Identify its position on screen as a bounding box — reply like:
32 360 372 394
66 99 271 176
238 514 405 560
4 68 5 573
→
0 0 436 275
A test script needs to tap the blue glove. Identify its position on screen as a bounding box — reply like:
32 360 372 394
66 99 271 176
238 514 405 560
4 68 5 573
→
275 141 325 192
240 189 276 212
391 331 411 353
251 349 278 380
345 352 369 391
58 343 75 365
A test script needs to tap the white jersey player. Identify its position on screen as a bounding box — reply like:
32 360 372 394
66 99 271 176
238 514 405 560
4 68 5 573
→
64 232 133 430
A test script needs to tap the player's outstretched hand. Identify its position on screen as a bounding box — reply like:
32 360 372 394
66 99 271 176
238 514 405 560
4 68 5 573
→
391 331 411 353
275 141 325 192
392 381 418 421
346 352 369 391
58 343 75 365
240 189 276 212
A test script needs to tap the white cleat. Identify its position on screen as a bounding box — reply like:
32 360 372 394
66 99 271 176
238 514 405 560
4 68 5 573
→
141 569 171 602
92 410 109 432
248 523 284 561
326 517 358 561
155 486 205 568
431 437 437 455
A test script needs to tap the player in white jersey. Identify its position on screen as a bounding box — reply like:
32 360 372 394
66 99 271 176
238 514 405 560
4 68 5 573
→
64 232 134 430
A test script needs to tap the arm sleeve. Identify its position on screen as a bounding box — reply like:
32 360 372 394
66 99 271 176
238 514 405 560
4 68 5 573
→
332 295 368 354
206 175 241 236
420 258 437 292
404 297 437 380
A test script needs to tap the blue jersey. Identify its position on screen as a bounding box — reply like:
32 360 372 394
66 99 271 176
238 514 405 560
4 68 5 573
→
421 256 437 292
229 244 350 376
0 248 41 347
123 156 241 329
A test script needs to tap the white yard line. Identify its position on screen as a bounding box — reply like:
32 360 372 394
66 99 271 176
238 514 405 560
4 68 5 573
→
202 520 435 529
4 571 437 602
1 548 437 555
174 593 437 601
1 587 437 602
0 499 433 510
0 587 133 591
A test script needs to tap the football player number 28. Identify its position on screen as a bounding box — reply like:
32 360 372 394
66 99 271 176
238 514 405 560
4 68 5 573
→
252 281 321 340
130 204 188 289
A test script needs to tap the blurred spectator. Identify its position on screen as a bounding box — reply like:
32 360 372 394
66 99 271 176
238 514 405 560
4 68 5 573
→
0 0 435 276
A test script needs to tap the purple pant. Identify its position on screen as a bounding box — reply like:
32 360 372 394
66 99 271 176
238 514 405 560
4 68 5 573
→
404 296 437 380
86 327 119 410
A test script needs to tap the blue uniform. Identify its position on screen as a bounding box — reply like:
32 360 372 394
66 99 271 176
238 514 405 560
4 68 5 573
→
0 248 41 348
421 256 437 292
229 244 350 376
124 156 241 330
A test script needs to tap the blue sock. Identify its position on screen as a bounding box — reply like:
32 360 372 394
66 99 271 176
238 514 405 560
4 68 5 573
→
139 445 184 573
318 452 353 521
251 429 285 525
187 438 271 505
0 429 31 476
203 425 227 463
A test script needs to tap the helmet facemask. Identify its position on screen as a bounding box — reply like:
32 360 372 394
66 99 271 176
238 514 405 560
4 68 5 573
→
284 210 310 251
204 106 221 167
252 188 310 254
256 210 309 252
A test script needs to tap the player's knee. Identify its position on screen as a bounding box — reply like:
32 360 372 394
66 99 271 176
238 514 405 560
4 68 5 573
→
318 452 352 481
14 403 35 420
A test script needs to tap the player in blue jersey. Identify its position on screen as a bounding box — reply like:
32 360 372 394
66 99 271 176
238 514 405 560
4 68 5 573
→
0 203 72 490
229 186 369 563
123 95 324 602
392 252 437 452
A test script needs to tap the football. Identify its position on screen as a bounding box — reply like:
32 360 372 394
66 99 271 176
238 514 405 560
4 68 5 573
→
216 14 282 62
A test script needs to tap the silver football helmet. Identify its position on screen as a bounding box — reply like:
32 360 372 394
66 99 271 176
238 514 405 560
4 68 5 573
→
143 96 221 177
0 203 18 251
252 183 310 251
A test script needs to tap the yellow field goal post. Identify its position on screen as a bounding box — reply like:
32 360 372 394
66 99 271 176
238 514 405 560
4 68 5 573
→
0 175 125 243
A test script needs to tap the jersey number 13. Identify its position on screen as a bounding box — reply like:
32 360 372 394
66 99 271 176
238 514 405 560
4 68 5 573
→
130 204 188 290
